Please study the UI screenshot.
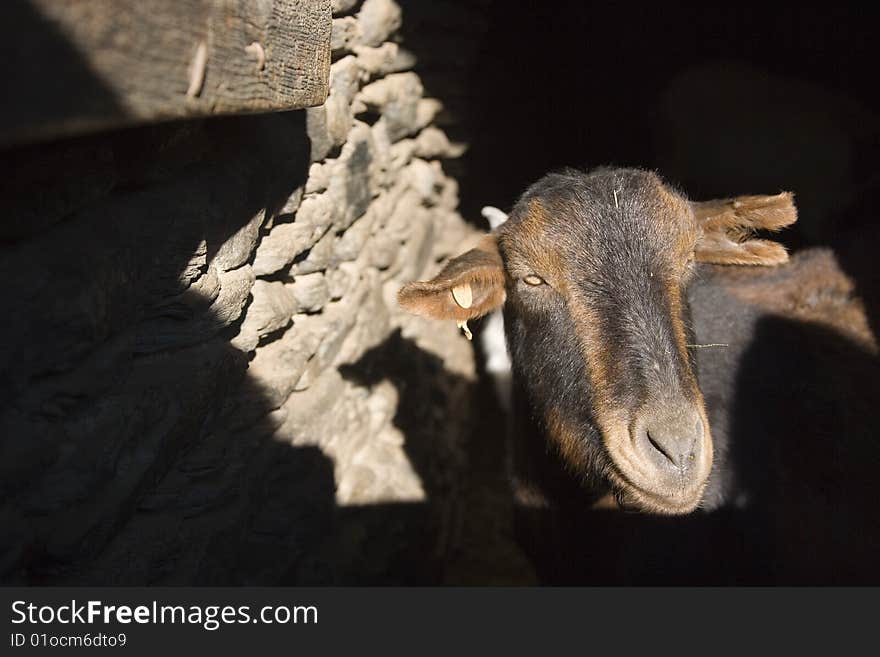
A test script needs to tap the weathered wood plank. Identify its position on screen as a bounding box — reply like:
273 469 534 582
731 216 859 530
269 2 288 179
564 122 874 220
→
0 0 331 146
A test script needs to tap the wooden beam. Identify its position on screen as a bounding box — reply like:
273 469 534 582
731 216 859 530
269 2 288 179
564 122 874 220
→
0 0 331 146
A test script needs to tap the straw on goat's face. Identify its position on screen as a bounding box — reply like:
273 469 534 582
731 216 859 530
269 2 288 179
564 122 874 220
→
399 167 796 514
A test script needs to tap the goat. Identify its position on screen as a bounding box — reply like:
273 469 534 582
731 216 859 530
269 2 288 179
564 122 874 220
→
398 167 879 583
400 167 794 510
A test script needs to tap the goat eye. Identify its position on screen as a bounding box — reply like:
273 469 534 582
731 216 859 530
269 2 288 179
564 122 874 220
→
523 274 545 286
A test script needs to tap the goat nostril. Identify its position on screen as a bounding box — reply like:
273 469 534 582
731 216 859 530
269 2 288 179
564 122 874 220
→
646 430 677 465
641 418 702 470
635 409 704 474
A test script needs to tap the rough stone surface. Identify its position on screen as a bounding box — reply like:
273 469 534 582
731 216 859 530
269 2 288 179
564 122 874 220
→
305 161 332 194
368 230 402 271
247 327 323 410
326 265 353 300
332 0 359 15
279 187 305 216
327 121 379 229
289 272 331 313
213 211 265 271
1 3 534 587
307 56 364 161
415 126 467 159
384 188 419 241
252 220 328 277
357 73 426 142
358 0 402 47
354 43 411 77
305 106 334 163
232 280 297 352
404 157 442 204
416 98 443 132
295 192 338 234
331 16 362 55
334 205 377 262
289 227 337 276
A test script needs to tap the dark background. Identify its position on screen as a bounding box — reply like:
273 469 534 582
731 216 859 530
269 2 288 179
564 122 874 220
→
403 2 880 252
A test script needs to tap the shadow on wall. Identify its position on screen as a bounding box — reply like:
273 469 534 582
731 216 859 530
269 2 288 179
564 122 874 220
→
0 106 312 583
0 1 126 148
0 109 484 585
0 111 476 584
0 6 529 584
0 0 129 243
337 329 535 585
0 3 325 585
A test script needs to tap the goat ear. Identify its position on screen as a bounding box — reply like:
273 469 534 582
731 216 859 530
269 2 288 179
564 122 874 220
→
398 235 506 321
692 192 797 265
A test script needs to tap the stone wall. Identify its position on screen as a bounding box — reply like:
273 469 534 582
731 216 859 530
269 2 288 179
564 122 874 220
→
0 0 531 584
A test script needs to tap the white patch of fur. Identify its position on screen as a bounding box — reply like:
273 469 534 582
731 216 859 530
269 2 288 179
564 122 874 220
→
477 205 513 411
482 311 512 412
481 206 509 230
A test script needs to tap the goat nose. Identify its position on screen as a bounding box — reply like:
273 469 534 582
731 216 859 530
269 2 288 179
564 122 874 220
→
636 409 703 471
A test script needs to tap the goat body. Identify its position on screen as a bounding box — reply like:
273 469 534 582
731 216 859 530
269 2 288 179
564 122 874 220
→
400 167 878 583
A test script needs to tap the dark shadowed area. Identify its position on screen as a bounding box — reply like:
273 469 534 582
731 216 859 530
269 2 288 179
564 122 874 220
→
3 0 879 585
0 0 531 585
404 2 880 242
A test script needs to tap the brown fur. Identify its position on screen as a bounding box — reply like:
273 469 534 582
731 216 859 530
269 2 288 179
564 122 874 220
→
546 408 591 474
694 236 790 266
397 167 794 517
722 248 875 351
693 192 797 265
497 199 567 289
397 235 506 321
566 294 617 411
694 192 797 233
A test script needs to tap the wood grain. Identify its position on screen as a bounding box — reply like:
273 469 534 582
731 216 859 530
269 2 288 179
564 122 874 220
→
0 0 331 146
